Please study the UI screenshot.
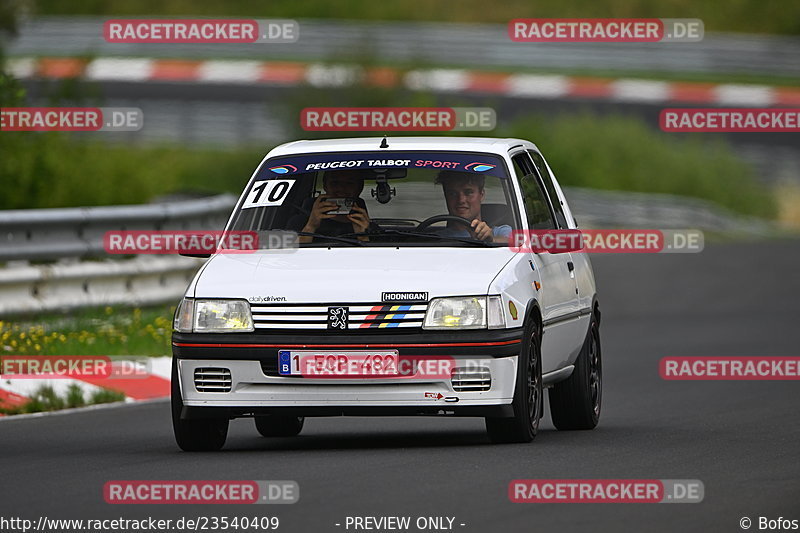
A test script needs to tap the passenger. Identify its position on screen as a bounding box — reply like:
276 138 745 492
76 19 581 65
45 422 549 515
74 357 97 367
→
296 170 373 243
435 170 512 243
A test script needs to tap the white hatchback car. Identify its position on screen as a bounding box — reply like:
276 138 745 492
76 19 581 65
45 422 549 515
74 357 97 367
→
171 137 601 450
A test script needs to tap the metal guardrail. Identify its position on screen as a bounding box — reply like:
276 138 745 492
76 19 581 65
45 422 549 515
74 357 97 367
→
564 187 773 234
7 17 800 77
0 194 236 316
0 255 203 316
0 194 237 262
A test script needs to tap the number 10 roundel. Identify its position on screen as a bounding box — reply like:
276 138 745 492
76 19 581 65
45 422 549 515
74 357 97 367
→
241 179 296 209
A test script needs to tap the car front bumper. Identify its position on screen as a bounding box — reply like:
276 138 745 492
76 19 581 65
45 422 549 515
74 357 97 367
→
173 329 522 418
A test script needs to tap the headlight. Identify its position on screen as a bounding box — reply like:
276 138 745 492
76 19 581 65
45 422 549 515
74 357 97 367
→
195 300 254 332
173 299 254 333
423 296 507 330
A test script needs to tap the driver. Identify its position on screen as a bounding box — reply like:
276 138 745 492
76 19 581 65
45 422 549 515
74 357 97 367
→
295 170 373 243
434 170 512 243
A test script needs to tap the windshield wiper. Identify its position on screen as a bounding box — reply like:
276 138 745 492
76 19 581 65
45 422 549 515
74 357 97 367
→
296 232 364 246
340 229 493 247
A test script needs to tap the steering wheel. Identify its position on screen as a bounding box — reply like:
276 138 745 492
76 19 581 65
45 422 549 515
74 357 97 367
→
416 214 474 232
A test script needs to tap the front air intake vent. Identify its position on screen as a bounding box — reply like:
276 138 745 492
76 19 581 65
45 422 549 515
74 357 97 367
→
451 367 491 392
194 367 232 393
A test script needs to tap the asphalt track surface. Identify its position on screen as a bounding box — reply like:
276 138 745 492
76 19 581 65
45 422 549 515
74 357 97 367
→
1 238 799 533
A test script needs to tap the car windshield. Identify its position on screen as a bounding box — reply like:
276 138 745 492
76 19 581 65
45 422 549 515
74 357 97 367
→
228 151 520 247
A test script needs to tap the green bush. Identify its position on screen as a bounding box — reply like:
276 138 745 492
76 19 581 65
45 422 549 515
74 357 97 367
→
498 113 775 218
0 133 262 209
21 385 65 412
65 383 86 408
89 388 126 404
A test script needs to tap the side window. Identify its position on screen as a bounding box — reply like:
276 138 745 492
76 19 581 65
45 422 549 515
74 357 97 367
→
511 153 556 230
528 150 568 229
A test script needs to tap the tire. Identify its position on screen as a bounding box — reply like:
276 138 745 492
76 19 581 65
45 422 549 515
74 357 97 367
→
254 415 305 437
171 358 229 451
485 316 543 443
549 310 602 430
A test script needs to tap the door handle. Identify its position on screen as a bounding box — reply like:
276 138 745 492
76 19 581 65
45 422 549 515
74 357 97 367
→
567 261 574 272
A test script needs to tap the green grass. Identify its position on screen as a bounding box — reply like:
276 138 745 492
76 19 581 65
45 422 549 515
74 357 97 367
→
29 0 800 36
0 383 126 415
1 304 176 356
0 304 168 415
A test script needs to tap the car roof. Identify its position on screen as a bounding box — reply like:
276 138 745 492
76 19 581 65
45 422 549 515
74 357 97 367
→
265 137 538 158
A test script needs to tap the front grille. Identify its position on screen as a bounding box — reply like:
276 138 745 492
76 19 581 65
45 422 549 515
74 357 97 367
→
194 367 232 392
250 302 428 331
451 367 492 392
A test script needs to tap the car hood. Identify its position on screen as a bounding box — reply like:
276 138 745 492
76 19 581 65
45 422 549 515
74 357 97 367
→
192 247 517 302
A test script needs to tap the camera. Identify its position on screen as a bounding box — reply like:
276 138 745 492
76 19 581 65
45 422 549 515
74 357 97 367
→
325 197 356 215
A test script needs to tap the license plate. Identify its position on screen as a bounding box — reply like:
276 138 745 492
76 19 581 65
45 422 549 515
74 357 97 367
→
278 350 400 377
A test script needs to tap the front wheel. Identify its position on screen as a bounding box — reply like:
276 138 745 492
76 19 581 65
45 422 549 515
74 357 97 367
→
549 310 602 430
171 358 229 451
485 317 543 443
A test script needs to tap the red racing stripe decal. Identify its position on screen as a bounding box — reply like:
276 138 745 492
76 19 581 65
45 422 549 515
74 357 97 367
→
360 305 385 329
